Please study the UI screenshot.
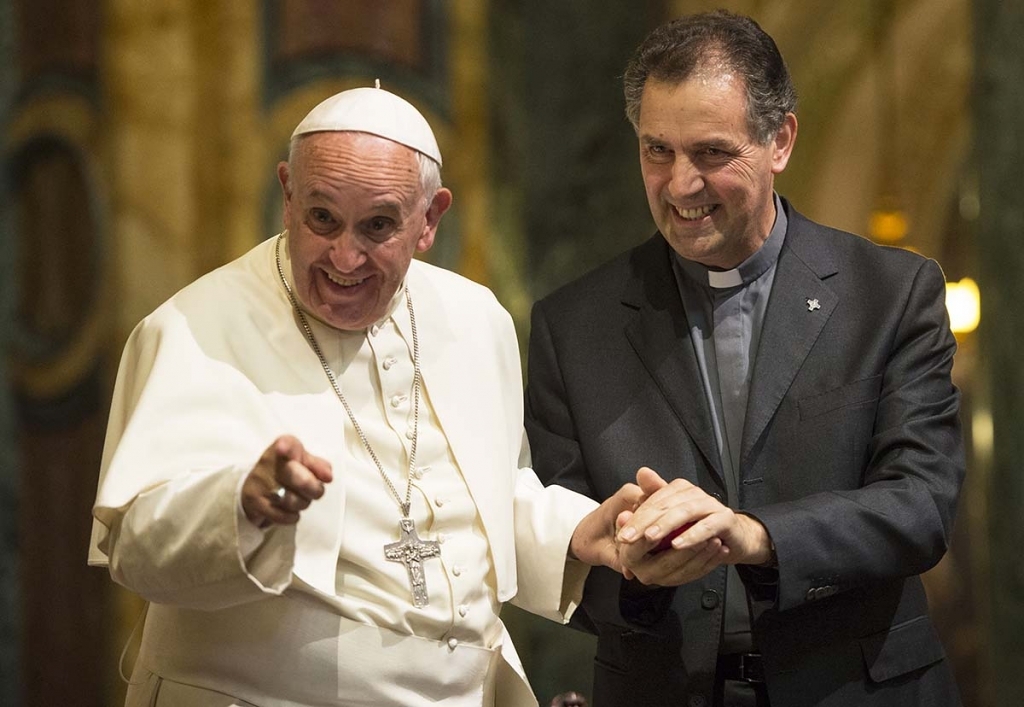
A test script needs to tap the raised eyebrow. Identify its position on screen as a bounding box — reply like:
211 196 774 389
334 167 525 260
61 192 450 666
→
302 190 404 217
693 139 736 152
305 188 332 201
364 201 404 218
640 135 669 148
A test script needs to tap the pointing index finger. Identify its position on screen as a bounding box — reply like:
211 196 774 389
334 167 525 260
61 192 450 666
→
303 451 333 484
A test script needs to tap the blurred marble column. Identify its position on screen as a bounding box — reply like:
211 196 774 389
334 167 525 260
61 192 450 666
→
101 3 262 703
0 0 19 703
491 2 665 701
104 0 263 336
4 0 113 702
973 1 1024 705
490 0 662 309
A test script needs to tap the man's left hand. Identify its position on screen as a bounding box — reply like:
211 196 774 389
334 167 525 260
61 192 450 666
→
615 467 772 586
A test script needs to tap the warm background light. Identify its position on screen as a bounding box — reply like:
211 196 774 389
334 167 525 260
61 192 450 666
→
946 277 981 334
869 208 909 243
972 406 994 461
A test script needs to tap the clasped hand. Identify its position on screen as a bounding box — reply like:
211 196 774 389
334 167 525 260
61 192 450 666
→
612 467 771 586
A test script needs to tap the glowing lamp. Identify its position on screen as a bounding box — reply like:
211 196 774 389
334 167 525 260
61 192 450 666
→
945 278 980 334
869 209 909 243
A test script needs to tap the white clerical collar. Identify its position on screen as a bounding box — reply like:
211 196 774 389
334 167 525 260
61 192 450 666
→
707 269 743 288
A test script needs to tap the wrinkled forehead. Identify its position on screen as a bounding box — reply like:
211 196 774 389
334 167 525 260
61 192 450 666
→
290 132 424 204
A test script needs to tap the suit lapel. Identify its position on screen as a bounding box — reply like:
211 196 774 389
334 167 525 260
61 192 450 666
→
623 238 723 484
741 208 838 466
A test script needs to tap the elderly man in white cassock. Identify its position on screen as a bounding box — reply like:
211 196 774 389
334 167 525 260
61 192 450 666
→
88 86 639 707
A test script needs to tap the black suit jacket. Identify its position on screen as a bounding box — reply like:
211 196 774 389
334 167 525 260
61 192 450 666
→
525 200 964 706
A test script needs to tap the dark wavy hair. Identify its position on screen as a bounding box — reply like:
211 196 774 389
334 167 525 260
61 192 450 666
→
623 10 797 144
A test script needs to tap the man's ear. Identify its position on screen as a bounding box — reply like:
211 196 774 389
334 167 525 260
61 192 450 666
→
277 161 292 225
417 187 453 253
770 112 798 175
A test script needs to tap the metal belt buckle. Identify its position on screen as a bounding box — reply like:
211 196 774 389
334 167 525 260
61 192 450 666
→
738 653 765 683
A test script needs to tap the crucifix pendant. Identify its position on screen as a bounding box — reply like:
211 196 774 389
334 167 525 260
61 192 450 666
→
384 518 441 608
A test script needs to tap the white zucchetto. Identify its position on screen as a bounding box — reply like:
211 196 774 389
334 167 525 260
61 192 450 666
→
291 86 442 166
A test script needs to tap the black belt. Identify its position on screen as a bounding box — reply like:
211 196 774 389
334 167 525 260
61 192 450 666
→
716 652 765 684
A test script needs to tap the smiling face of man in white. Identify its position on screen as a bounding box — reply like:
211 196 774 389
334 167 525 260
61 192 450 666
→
637 69 797 270
278 131 452 331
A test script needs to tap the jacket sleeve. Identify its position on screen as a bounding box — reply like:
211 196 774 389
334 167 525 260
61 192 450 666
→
749 257 965 612
524 299 655 630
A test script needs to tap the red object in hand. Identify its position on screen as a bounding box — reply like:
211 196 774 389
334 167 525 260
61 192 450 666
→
652 522 695 553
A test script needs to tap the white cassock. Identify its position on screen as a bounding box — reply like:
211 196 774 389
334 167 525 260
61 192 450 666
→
88 233 598 707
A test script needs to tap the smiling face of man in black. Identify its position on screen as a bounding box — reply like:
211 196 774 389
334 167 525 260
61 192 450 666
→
637 70 796 269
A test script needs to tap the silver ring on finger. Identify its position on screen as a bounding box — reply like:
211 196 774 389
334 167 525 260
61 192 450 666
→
273 486 288 503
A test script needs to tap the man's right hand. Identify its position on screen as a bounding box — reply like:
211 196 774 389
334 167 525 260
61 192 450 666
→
569 482 645 572
241 435 333 527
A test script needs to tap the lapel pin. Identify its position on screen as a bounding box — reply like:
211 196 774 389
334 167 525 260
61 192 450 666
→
806 298 821 312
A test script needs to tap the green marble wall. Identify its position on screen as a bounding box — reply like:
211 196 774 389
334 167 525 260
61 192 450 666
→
490 2 665 701
0 1 21 703
489 1 663 340
974 1 1024 705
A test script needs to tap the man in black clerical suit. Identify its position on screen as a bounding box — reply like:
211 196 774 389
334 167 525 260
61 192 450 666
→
525 10 964 707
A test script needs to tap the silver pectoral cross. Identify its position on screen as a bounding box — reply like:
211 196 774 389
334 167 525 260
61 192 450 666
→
384 518 441 608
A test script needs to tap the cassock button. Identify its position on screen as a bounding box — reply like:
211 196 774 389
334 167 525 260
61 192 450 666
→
390 394 407 408
437 532 447 544
405 428 415 440
448 637 459 650
435 496 448 507
458 604 469 618
383 356 397 370
370 324 380 336
452 565 463 577
700 590 720 610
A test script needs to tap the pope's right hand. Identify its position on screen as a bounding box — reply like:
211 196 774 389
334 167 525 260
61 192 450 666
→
241 435 333 527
